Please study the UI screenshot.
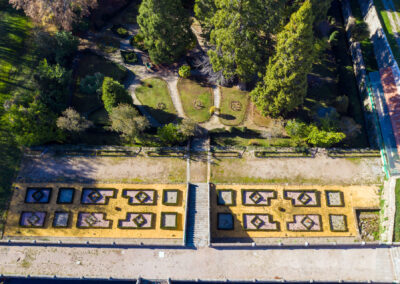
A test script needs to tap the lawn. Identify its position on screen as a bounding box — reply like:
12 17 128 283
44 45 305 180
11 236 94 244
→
177 78 213 123
0 0 34 232
394 178 400 242
349 0 379 72
135 78 178 124
374 0 400 62
219 87 249 126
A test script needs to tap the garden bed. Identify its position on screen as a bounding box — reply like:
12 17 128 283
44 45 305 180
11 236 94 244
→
212 151 242 158
327 149 380 158
177 78 213 123
394 179 400 242
356 209 380 242
147 150 186 158
255 148 312 158
219 87 249 126
135 78 177 124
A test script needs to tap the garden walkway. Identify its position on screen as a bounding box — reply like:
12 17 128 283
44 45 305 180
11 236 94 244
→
0 245 397 282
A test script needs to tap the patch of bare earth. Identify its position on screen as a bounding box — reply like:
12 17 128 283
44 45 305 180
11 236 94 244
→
17 154 186 184
211 152 384 185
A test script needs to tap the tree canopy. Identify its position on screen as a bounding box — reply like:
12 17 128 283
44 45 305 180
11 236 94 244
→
102 77 132 113
137 0 193 64
251 0 315 117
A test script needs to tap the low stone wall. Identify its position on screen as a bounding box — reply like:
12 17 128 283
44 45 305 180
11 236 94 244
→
341 0 379 147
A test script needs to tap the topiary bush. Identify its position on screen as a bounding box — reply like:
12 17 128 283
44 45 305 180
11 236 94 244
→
101 77 133 113
112 25 129 38
179 65 191 78
120 50 138 64
130 33 146 50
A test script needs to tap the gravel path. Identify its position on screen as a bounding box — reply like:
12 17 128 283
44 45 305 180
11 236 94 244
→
0 245 396 282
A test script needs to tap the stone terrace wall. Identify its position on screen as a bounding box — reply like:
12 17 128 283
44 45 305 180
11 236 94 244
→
342 0 379 147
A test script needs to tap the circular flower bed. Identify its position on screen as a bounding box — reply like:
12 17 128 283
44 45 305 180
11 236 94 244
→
193 100 204 110
157 102 166 110
231 101 242 111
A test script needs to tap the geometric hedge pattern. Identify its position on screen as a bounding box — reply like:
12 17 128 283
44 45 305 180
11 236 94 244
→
5 184 187 240
212 186 379 238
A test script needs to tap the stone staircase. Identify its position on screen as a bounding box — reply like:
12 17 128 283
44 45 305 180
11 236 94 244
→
185 183 210 248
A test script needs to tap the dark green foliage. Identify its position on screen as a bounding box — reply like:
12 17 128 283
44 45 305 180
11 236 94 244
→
137 0 193 64
5 100 61 146
207 0 285 83
101 77 133 113
179 65 191 78
285 119 346 147
334 95 349 114
79 72 104 95
112 25 129 38
130 33 146 50
157 123 184 145
121 50 138 64
194 0 216 37
251 0 315 117
34 59 72 113
350 21 370 42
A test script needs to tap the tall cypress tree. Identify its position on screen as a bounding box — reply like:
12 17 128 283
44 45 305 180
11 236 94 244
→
137 0 192 64
251 0 315 117
206 0 286 83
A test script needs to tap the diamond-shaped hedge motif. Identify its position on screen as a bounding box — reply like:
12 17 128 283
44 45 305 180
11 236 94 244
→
251 216 265 229
298 192 312 205
249 191 263 204
133 214 147 227
85 214 98 226
28 214 40 225
301 216 315 230
135 191 150 204
32 190 44 202
88 190 102 202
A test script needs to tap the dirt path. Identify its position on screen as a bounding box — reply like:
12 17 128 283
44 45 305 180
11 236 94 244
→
0 245 395 282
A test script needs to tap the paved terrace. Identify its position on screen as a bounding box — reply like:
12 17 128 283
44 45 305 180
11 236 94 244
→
0 245 398 282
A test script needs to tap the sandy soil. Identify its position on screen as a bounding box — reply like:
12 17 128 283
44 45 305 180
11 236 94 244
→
18 155 187 184
211 152 384 185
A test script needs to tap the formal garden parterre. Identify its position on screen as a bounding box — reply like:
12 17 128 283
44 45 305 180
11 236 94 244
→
4 183 187 243
211 185 380 240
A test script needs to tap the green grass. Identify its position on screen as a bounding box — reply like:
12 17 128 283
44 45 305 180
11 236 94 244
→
219 87 249 126
394 179 400 241
135 78 178 124
0 0 34 232
178 78 213 123
374 0 400 62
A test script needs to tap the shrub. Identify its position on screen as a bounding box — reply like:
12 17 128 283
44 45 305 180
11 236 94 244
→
307 126 346 147
57 108 93 132
179 65 191 78
121 50 138 64
329 30 340 46
130 33 146 50
101 77 133 113
80 72 104 95
248 139 260 146
350 21 370 42
157 123 184 145
112 25 129 38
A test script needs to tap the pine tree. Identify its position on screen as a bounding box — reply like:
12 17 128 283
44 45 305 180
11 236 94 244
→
251 0 315 117
137 0 193 64
194 0 217 37
207 0 285 84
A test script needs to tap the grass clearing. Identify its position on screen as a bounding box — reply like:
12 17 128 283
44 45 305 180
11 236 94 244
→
374 0 400 62
178 78 213 123
135 78 178 124
394 179 400 242
219 87 249 126
0 0 35 233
